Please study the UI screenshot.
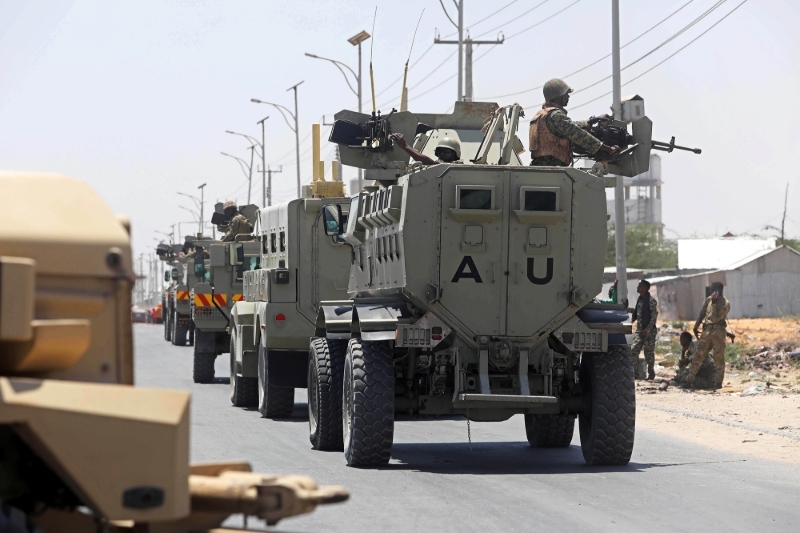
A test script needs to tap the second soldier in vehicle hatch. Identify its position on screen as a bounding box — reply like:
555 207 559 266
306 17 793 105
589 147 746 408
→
390 133 462 165
529 78 620 167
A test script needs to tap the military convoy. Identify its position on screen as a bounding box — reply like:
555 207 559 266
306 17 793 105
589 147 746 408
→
0 172 348 531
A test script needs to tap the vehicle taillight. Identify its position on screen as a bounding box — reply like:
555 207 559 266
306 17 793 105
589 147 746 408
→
275 313 286 322
431 327 443 341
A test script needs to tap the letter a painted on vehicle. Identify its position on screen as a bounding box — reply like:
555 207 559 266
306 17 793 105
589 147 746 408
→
527 258 553 285
452 256 483 283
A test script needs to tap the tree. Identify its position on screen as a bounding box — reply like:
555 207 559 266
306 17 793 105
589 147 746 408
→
605 225 677 270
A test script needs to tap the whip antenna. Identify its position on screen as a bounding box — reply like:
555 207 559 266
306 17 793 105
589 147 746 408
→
400 9 424 111
370 7 377 114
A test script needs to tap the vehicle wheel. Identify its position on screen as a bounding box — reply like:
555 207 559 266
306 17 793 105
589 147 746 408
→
308 338 347 450
343 338 394 467
525 414 575 448
579 345 636 465
188 323 195 346
192 331 215 384
257 344 294 418
172 316 188 346
230 328 257 407
164 309 172 341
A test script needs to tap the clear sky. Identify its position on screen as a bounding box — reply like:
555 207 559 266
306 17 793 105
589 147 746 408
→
1 0 798 258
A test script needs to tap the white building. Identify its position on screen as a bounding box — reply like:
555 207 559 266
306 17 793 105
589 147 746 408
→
677 237 776 270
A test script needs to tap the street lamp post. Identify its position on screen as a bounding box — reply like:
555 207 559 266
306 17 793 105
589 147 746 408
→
225 130 264 206
198 183 206 234
251 80 305 199
177 191 204 236
306 32 369 193
220 151 254 203
257 116 269 206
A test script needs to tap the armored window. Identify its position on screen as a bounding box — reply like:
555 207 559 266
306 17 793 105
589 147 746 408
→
270 233 277 253
520 187 559 211
456 185 494 210
279 231 286 252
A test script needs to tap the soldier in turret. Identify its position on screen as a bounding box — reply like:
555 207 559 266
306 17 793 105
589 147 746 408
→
390 134 462 165
529 78 620 167
221 200 252 242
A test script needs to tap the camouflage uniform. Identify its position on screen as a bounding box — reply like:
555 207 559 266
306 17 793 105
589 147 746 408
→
688 296 730 388
630 294 658 373
675 340 717 389
529 106 603 167
222 213 252 242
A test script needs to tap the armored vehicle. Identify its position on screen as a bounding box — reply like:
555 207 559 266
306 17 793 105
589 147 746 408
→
228 196 352 417
308 102 654 466
190 239 261 383
0 172 348 531
156 244 184 343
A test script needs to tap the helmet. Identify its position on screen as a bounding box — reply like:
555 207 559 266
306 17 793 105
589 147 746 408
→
435 137 461 159
543 78 573 102
223 200 237 210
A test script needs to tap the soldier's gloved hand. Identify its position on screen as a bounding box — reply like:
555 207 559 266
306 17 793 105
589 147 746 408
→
599 144 620 156
589 114 612 125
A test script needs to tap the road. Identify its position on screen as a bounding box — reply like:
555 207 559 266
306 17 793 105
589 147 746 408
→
134 324 799 533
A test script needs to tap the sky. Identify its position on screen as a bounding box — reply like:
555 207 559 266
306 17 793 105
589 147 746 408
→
1 0 799 259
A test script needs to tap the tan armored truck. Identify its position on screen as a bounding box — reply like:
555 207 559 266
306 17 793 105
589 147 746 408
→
0 171 348 531
156 244 183 343
306 101 681 466
190 239 261 383
228 196 352 417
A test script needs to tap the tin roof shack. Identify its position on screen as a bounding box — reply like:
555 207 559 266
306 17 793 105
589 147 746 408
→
677 237 776 270
654 246 800 321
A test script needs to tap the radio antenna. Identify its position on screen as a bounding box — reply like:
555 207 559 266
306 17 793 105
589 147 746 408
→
400 9 424 111
370 7 377 114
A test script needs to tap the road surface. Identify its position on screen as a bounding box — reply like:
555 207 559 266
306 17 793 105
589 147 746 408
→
134 324 799 532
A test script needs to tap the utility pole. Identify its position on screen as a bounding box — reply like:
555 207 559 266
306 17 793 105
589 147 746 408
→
611 0 628 305
435 0 466 101
267 166 283 207
257 116 269 206
781 183 789 244
247 145 255 204
197 183 206 236
453 34 504 102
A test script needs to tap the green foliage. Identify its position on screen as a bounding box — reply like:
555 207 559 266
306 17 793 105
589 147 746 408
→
605 225 678 270
724 341 750 369
777 237 800 251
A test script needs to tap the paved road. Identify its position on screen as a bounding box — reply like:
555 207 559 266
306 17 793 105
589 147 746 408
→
135 324 799 533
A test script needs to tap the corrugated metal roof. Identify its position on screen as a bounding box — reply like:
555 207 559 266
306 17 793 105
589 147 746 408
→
677 237 776 269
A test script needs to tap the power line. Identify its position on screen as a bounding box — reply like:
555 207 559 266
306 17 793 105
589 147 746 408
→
569 0 748 111
466 0 521 32
473 0 551 39
480 0 697 100
502 0 582 41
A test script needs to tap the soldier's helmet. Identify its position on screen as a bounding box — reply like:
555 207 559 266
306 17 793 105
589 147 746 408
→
223 200 237 210
543 78 573 102
435 137 461 159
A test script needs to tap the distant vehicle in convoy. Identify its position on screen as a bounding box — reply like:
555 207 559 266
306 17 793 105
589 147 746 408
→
131 306 148 323
310 101 645 467
0 171 349 530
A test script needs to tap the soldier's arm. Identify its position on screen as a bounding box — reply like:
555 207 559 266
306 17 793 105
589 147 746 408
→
222 218 240 242
694 298 709 333
546 112 603 154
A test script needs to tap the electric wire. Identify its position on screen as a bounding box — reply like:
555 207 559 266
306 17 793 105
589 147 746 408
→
472 0 550 39
569 0 748 111
479 0 697 100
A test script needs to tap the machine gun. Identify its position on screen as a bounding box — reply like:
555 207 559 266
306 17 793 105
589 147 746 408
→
573 118 702 158
329 109 397 152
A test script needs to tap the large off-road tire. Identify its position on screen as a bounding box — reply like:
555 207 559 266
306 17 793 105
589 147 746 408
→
229 329 257 407
525 414 575 448
343 338 394 467
192 330 216 384
172 315 188 346
188 322 195 346
164 308 172 341
257 344 295 418
308 338 347 450
579 345 636 465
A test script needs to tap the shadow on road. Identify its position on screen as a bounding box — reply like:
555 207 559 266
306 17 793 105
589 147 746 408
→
241 403 310 423
387 442 653 475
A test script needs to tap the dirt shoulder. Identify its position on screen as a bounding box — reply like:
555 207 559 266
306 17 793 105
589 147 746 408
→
636 317 800 464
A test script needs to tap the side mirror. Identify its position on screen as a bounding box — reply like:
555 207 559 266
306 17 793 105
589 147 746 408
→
171 268 179 281
211 211 229 226
164 271 170 282
322 204 343 236
193 256 206 278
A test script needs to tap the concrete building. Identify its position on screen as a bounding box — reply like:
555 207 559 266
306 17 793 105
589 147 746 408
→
653 246 800 321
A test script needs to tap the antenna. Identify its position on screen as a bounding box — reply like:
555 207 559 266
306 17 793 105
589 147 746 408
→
370 7 377 114
400 9 424 112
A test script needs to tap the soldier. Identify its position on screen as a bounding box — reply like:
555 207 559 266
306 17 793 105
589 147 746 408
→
390 133 462 165
185 244 209 260
687 281 731 389
674 331 717 389
221 200 252 242
529 78 620 167
630 279 658 380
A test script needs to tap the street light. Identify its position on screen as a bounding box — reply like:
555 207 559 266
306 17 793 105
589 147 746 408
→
251 80 304 199
221 150 255 204
226 123 269 207
307 30 369 193
177 190 204 235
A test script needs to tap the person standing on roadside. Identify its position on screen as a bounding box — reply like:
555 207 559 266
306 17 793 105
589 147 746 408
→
687 281 730 389
630 279 658 380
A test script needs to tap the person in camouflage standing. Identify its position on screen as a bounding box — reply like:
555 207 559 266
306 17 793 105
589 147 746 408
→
688 281 731 389
630 279 658 380
221 200 253 242
528 78 620 167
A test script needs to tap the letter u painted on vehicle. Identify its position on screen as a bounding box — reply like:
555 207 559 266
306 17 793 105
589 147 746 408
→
527 258 553 285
